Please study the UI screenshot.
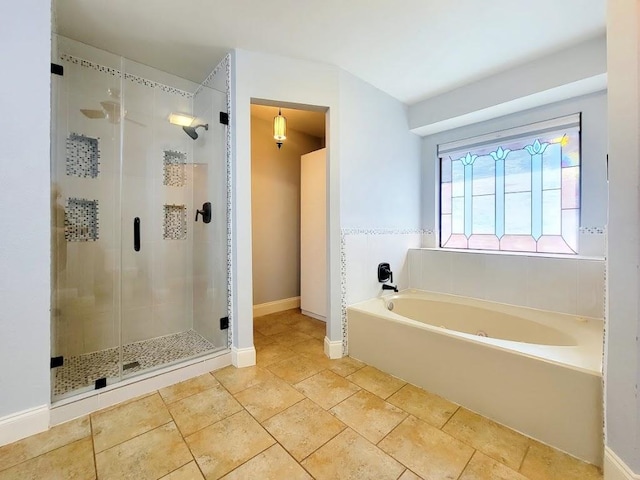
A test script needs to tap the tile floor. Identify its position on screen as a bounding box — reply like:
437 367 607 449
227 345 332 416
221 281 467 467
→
0 309 603 479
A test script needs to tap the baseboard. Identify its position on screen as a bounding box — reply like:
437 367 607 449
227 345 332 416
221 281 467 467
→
605 447 640 480
301 309 326 322
0 405 49 447
324 336 343 359
253 297 300 318
232 346 256 367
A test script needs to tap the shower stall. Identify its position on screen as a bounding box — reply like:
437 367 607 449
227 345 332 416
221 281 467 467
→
50 36 230 401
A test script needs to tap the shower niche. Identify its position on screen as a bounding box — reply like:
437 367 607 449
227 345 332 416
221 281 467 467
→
50 36 230 401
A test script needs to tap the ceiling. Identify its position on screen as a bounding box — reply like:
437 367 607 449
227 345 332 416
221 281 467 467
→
251 105 325 139
54 0 606 105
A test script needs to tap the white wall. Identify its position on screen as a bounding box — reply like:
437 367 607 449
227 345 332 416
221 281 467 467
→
251 115 323 305
605 0 640 474
409 35 607 136
339 70 421 230
0 1 51 417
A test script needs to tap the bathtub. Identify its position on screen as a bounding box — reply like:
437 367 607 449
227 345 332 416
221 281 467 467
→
347 290 603 466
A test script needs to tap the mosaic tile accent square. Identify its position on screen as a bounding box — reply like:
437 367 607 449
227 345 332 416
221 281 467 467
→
66 133 100 178
65 198 99 241
163 150 187 187
163 205 187 240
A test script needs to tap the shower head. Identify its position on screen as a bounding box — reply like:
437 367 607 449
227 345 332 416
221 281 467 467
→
183 123 209 140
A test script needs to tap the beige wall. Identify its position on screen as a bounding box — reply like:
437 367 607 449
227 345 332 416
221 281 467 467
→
251 114 323 305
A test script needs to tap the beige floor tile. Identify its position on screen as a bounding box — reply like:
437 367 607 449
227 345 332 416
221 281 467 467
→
0 416 90 472
169 384 243 436
295 370 361 410
330 389 407 444
253 331 275 348
289 338 325 356
212 365 275 394
159 374 219 404
328 356 366 377
161 461 205 480
299 349 334 369
459 451 528 480
255 321 291 336
0 437 95 480
91 392 172 452
519 440 603 480
388 384 458 428
302 428 404 480
442 408 529 470
263 398 346 461
347 366 406 399
221 444 312 479
266 354 325 384
269 331 314 347
96 422 191 480
379 415 474 480
290 318 327 339
234 377 305 421
255 343 297 366
186 410 275 480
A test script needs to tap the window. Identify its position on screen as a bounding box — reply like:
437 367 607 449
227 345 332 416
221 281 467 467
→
439 114 580 254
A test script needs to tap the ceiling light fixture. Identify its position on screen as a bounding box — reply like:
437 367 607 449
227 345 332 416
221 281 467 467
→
273 108 287 149
168 113 195 127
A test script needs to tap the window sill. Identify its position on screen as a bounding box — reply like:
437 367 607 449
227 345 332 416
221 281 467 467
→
417 247 605 261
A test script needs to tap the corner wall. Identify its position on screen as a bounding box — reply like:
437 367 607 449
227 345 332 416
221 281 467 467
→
0 1 51 417
605 0 640 475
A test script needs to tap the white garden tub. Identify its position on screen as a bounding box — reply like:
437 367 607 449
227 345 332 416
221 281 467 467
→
347 290 603 465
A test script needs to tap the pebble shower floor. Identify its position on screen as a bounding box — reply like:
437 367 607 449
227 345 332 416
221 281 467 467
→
53 330 216 398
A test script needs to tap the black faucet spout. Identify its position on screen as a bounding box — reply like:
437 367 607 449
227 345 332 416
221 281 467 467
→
382 284 398 292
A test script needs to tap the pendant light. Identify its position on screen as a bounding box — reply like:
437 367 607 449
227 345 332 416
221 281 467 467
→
273 108 287 149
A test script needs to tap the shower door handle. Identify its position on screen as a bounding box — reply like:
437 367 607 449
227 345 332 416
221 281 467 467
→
134 217 141 251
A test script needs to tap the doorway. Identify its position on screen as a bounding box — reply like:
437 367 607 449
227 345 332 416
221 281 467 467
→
249 103 328 327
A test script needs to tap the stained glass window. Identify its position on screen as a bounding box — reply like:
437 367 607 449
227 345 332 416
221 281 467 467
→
439 114 580 254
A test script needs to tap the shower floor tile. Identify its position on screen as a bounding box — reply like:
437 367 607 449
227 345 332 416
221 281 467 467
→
53 330 217 398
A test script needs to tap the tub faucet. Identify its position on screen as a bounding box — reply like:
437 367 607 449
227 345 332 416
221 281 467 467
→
378 263 398 292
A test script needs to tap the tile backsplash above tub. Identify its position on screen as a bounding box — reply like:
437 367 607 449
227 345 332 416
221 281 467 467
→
408 249 605 318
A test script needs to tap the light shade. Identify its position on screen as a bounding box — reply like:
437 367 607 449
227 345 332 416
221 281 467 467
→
273 109 287 149
168 113 194 127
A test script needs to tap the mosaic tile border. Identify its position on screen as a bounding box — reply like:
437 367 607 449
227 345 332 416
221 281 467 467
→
65 198 99 242
579 226 606 235
59 53 194 98
223 54 233 349
66 133 100 178
196 53 233 348
340 228 428 354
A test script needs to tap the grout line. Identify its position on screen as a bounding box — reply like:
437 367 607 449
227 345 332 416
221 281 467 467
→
297 424 348 464
375 413 409 447
89 415 98 479
518 443 531 472
455 449 477 480
439 405 461 430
